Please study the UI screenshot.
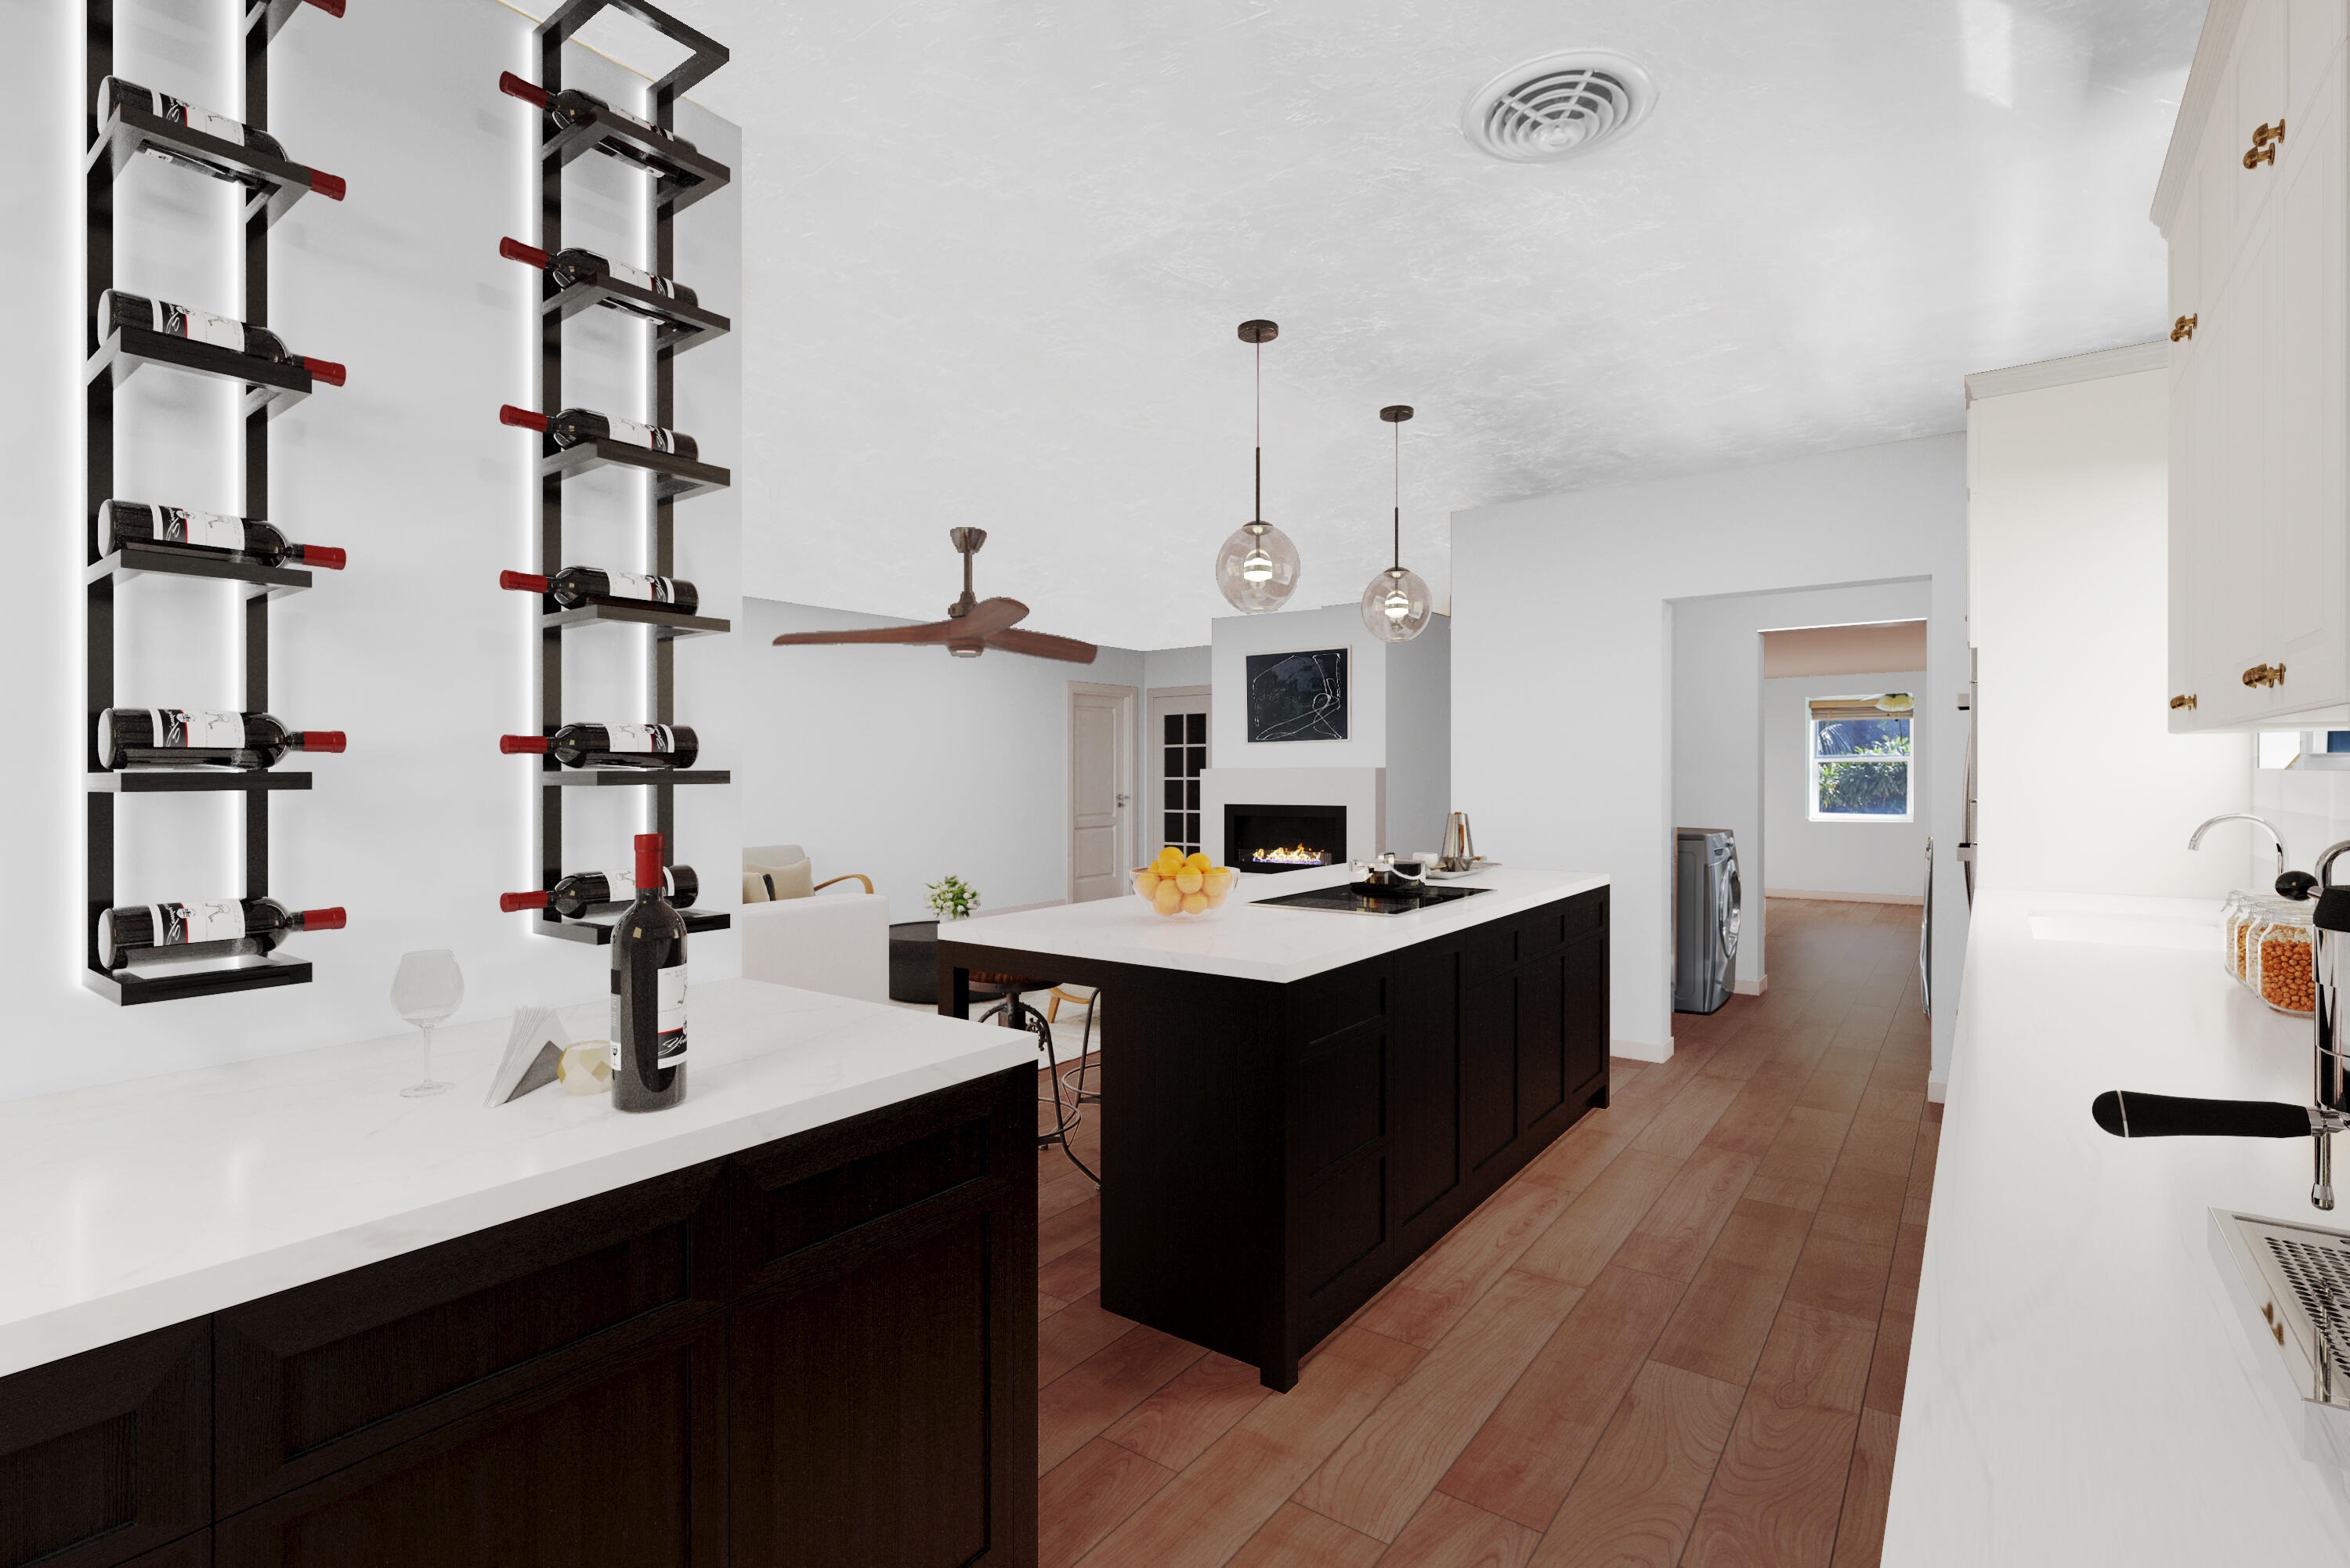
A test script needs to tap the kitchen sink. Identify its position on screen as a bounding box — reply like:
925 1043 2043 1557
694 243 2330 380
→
2026 913 2221 952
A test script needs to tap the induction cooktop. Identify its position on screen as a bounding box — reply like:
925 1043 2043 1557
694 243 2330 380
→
1253 884 1492 916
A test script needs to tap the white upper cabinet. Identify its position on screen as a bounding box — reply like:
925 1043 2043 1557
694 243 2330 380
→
2160 0 2350 730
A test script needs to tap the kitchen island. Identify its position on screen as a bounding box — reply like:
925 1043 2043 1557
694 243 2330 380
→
942 864 1608 1389
1882 890 2350 1563
0 978 1038 1568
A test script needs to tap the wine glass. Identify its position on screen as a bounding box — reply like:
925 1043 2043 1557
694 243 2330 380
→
392 949 463 1097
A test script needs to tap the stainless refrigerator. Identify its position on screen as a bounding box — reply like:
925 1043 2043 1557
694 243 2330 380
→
1673 828 1741 1015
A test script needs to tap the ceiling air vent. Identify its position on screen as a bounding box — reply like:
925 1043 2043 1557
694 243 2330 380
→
1460 49 1658 164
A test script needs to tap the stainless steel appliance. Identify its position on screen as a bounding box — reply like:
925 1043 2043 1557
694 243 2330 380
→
1673 827 1741 1015
1441 812 1476 872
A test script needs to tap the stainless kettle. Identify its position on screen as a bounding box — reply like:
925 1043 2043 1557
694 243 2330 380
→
1441 812 1476 873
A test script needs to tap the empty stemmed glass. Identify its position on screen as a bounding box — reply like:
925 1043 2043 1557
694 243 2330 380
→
392 949 463 1097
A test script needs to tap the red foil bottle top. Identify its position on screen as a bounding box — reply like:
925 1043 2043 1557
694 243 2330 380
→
500 570 551 592
305 169 346 201
302 0 345 16
498 237 549 268
301 356 346 387
499 404 551 432
297 907 347 930
497 71 551 109
299 731 346 753
500 734 551 754
499 891 551 913
635 833 663 896
294 544 347 570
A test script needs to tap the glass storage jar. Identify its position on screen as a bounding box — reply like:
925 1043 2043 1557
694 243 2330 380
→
2252 904 2317 1016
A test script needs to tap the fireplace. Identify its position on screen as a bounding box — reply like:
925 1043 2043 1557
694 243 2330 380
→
1224 804 1347 873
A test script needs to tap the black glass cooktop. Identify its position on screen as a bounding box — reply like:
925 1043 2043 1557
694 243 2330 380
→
1254 884 1491 916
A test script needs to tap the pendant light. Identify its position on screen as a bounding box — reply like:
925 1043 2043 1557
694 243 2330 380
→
1215 320 1303 613
1361 404 1433 641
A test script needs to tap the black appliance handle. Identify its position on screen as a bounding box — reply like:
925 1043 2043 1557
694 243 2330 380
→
2092 1089 2308 1140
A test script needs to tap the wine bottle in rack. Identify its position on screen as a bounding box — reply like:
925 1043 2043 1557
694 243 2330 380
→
499 723 700 770
95 77 346 199
498 404 696 460
500 566 699 615
500 864 700 919
96 500 345 570
609 833 688 1113
96 898 345 971
497 238 696 309
496 71 703 177
98 709 345 771
97 291 346 385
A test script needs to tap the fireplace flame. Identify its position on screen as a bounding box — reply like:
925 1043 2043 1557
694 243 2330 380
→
1252 844 1329 865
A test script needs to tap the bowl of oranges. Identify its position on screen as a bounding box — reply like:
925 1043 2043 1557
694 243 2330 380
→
1134 847 1236 919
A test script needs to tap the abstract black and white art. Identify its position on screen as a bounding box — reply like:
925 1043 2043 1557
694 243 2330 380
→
1245 648 1349 742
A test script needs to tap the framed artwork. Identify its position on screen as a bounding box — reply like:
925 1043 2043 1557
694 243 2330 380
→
1245 649 1348 742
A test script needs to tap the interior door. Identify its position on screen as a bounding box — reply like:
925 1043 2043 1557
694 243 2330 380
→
1068 685 1135 902
1148 687 1211 857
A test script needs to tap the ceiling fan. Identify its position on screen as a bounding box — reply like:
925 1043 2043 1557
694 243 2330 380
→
770 529 1099 663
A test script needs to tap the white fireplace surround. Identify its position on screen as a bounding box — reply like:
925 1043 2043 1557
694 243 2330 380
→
1202 768 1386 868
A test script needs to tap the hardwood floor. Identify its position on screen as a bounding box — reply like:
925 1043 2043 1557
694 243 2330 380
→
1032 897 1936 1568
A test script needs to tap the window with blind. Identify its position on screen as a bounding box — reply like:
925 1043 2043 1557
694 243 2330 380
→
1808 695 1913 822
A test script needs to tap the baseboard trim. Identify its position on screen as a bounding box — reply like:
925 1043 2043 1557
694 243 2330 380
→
1926 1076 1949 1104
1612 1037 1674 1065
1765 888 1926 907
1734 976 1769 995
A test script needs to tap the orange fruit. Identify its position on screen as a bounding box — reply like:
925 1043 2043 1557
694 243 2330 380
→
1176 869 1203 894
1135 870 1159 897
1155 847 1184 873
1182 891 1208 914
1153 882 1183 914
1202 887 1228 907
1185 851 1212 873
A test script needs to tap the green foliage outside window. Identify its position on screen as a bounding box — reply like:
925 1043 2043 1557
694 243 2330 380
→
1813 718 1911 817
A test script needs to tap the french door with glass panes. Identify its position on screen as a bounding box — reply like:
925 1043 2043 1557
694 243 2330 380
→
1150 688 1210 856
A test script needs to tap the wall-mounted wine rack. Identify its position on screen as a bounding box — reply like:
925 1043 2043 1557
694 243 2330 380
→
83 0 342 1005
520 0 732 945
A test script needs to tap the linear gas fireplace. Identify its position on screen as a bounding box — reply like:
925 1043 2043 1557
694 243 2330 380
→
1225 804 1346 873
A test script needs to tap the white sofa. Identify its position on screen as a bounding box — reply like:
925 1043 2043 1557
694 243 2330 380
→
737 844 891 1003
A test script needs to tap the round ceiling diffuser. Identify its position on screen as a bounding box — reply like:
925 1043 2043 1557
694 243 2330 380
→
1460 49 1658 163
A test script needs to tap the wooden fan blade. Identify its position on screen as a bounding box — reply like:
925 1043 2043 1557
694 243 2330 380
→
772 620 961 646
984 627 1099 663
954 596 1029 638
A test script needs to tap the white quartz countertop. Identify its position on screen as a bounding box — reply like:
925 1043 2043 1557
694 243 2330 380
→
1882 890 2350 1563
941 865 1607 985
0 977 1032 1380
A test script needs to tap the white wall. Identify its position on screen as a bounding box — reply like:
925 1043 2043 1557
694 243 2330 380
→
1144 645 1211 693
1453 435 1969 1074
0 0 742 1100
1672 581 1932 992
1764 670 1932 897
2249 765 2350 882
740 599 1148 924
1969 362 2248 897
1210 602 1386 768
1383 616 1452 857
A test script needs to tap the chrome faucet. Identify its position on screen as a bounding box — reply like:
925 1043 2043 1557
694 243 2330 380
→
2189 813 2290 882
2309 840 2350 1208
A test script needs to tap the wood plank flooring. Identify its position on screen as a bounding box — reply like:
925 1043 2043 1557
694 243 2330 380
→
1032 897 1936 1568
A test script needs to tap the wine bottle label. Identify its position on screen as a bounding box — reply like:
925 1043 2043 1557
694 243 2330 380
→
598 869 636 896
150 708 244 750
159 92 244 145
160 505 243 551
606 723 675 754
656 963 689 1067
602 415 667 452
149 299 246 352
606 258 667 295
153 899 241 948
606 571 674 604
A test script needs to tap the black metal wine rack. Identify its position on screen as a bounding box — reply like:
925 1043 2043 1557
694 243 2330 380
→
522 0 732 945
83 0 342 1005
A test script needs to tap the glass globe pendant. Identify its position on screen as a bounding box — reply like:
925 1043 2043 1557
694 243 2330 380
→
1361 405 1433 642
1216 320 1303 613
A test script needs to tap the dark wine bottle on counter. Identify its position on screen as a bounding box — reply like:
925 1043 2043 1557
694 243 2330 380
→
497 237 696 307
500 565 698 614
497 71 701 178
500 723 700 770
501 863 700 918
97 898 345 970
609 832 688 1112
97 291 346 385
96 77 346 199
96 500 346 570
98 709 345 770
498 403 696 459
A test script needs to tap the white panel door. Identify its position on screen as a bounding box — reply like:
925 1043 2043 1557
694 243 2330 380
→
1068 685 1135 902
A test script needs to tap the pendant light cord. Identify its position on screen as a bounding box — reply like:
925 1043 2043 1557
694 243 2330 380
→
1392 419 1401 570
1253 338 1263 524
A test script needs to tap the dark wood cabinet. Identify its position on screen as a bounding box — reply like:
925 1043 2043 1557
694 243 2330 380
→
1 1067 1035 1568
0 1318 208 1568
945 887 1609 1389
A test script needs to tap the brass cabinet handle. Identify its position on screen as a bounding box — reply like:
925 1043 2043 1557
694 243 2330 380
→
2245 118 2284 168
2243 663 2287 688
2171 313 2197 341
2171 692 2199 710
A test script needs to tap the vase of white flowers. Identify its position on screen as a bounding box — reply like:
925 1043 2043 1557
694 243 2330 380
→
927 874 979 921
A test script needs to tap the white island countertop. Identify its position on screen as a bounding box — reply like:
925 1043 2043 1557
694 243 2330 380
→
0 977 1032 1380
942 865 1607 985
1883 889 2350 1563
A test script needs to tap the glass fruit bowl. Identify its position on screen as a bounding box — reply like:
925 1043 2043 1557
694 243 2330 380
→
1133 851 1236 919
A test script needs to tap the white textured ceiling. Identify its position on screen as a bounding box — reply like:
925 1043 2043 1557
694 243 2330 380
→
625 0 2201 649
